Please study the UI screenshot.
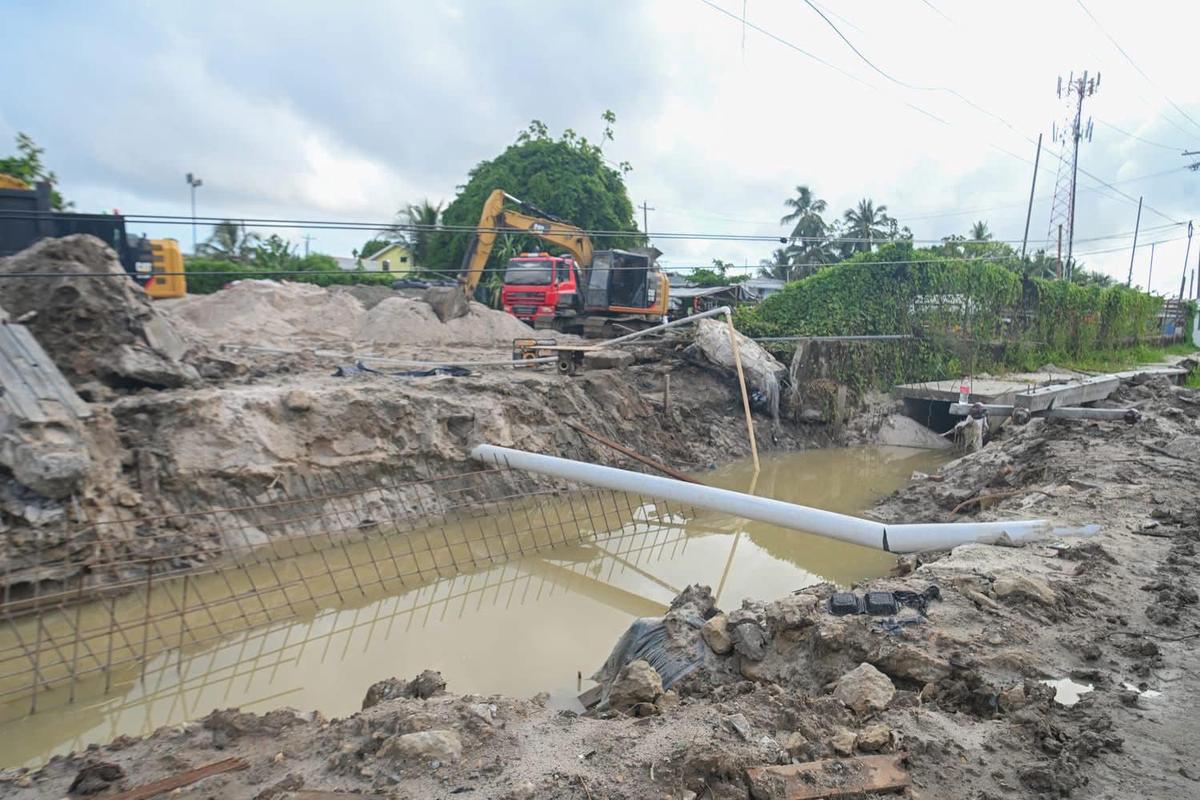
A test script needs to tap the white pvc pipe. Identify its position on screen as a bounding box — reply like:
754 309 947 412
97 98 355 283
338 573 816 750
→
470 444 1100 554
603 305 733 347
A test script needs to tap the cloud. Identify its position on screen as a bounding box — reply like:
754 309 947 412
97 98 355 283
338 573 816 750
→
1 0 1198 283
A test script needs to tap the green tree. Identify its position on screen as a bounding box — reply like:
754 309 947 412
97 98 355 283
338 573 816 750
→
253 234 296 270
970 221 992 241
780 185 828 242
198 221 261 261
425 113 642 276
387 199 443 268
357 238 390 259
841 199 895 254
0 132 70 210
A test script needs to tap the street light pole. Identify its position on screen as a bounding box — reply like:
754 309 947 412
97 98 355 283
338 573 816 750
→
186 173 203 254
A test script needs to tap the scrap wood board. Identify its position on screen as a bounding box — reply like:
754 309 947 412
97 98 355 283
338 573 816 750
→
745 753 909 799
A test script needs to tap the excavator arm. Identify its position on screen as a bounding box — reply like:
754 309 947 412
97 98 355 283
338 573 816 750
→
459 189 594 294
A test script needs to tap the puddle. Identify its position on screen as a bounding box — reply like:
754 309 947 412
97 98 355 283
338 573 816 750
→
0 445 946 766
1042 677 1094 706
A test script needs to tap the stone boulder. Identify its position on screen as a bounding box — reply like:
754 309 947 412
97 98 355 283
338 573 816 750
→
378 729 462 763
423 286 470 322
701 614 733 655
833 663 895 714
608 659 663 711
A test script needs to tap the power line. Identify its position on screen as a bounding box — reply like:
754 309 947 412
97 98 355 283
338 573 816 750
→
917 0 952 24
1095 119 1187 152
1074 0 1200 136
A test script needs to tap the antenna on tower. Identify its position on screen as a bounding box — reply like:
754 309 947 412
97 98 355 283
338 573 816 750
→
1046 70 1099 280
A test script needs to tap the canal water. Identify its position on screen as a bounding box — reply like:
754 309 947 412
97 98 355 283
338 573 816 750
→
0 445 946 766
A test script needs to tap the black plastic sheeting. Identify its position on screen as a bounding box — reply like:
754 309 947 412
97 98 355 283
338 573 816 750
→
590 613 707 706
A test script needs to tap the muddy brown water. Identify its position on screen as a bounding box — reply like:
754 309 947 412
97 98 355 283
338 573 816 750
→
0 446 946 767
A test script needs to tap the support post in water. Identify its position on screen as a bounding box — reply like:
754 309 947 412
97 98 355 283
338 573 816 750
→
724 309 760 472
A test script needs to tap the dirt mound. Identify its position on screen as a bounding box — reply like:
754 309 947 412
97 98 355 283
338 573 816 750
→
167 282 532 349
0 235 198 391
167 280 367 348
357 296 532 346
329 284 397 311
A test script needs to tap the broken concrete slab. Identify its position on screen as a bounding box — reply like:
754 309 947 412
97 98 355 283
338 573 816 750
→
746 753 909 799
1013 375 1120 411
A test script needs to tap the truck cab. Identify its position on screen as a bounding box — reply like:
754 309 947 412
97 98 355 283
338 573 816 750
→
500 252 580 327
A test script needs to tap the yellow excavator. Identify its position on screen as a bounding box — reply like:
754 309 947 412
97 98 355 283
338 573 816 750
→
0 175 186 298
459 189 668 336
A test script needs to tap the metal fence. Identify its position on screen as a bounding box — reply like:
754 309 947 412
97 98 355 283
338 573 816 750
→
0 461 697 720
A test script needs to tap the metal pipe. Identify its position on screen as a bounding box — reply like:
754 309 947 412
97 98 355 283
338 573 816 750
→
470 444 1099 554
949 402 1140 421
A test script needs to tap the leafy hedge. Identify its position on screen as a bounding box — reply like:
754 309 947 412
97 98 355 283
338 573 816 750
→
737 243 1170 387
183 257 397 295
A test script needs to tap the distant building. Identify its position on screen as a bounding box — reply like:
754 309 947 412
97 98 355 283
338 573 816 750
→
362 243 414 274
332 256 360 271
743 278 785 301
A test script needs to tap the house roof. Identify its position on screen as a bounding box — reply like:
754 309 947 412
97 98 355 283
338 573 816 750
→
367 242 412 261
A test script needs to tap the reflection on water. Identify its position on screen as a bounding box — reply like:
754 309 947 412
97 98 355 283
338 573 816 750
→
0 446 944 766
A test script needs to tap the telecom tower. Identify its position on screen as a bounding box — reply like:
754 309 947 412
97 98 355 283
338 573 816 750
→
1047 71 1099 279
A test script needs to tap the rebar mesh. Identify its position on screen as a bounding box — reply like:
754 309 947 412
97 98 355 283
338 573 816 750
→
0 461 697 722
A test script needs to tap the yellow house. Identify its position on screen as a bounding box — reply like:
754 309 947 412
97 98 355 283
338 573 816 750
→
365 243 415 274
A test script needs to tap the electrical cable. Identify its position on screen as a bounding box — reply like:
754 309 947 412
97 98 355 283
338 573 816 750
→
1095 119 1186 153
1075 0 1200 137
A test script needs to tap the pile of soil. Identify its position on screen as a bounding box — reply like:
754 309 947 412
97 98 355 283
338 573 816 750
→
358 295 534 346
166 280 535 349
165 280 367 348
0 235 197 392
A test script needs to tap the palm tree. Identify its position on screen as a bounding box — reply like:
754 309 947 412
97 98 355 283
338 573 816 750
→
388 199 443 268
842 199 893 253
780 185 828 242
970 221 992 241
198 220 260 261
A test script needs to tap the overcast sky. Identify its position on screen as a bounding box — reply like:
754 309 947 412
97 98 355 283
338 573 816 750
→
3 0 1200 293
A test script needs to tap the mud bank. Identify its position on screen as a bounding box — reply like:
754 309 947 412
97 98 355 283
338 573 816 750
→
4 374 1197 798
2 237 845 601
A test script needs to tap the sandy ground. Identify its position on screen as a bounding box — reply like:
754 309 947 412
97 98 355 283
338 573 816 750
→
2 374 1197 799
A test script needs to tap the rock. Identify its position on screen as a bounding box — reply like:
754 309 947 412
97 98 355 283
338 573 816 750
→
378 729 463 763
423 286 470 322
6 441 90 499
254 773 304 800
728 605 768 661
68 762 125 795
113 343 198 388
856 724 891 752
999 684 1027 712
739 657 770 682
875 646 952 684
583 350 635 370
409 669 447 698
505 780 537 800
992 574 1057 606
783 731 809 758
701 614 733 654
830 727 856 756
725 713 752 741
1164 434 1200 460
765 592 819 633
362 669 447 709
283 389 314 412
833 663 895 714
656 690 680 713
608 659 662 711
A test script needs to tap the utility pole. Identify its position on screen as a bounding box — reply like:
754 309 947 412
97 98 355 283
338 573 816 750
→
639 201 655 238
1126 196 1142 287
1180 221 1193 301
185 172 203 254
1020 133 1042 261
1056 224 1063 280
302 233 315 257
1147 242 1156 292
1047 71 1099 278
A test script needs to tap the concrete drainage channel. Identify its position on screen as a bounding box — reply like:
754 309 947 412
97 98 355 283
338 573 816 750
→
0 446 946 767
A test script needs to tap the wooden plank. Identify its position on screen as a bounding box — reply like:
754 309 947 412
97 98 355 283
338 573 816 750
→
1013 375 1119 411
746 753 909 800
106 757 248 800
